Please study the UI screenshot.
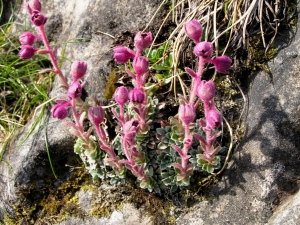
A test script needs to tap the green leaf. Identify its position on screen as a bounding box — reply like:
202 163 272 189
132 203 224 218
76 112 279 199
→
156 128 166 135
153 65 170 71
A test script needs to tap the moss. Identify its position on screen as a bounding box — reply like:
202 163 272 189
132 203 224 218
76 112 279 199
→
4 167 90 224
3 163 220 225
246 40 278 75
104 68 118 100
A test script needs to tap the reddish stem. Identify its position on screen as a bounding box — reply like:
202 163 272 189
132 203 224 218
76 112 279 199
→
36 25 69 89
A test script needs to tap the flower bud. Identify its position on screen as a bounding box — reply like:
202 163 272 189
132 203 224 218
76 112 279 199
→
206 109 221 129
133 56 149 75
31 11 47 26
123 119 139 140
193 42 213 59
114 86 129 105
51 104 68 120
28 0 42 12
129 88 145 103
134 31 152 51
19 32 36 45
210 55 232 74
197 80 216 102
18 45 37 59
71 60 87 81
68 81 82 99
178 103 196 125
184 19 202 43
113 46 135 64
88 106 105 127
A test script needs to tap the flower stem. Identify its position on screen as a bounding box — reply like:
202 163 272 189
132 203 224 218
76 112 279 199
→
36 25 69 89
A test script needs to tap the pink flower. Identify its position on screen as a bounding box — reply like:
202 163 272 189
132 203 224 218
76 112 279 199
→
28 0 42 12
123 119 139 140
71 60 87 81
197 80 216 102
68 81 82 99
210 56 232 74
184 19 202 43
178 103 196 125
114 86 129 105
88 106 105 127
31 11 47 26
113 46 135 64
206 109 221 129
133 56 149 75
51 103 68 120
19 32 36 45
134 31 152 51
193 42 213 59
18 45 37 59
129 88 145 103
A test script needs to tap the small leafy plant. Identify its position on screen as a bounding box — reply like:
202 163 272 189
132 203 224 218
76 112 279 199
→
19 0 232 192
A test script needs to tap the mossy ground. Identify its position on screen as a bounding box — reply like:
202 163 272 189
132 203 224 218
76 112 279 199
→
3 163 218 224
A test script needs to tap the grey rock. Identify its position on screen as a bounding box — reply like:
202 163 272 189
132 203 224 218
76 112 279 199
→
56 203 153 225
267 189 300 225
0 113 76 216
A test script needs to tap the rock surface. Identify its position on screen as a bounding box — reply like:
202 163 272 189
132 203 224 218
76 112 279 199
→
1 0 300 224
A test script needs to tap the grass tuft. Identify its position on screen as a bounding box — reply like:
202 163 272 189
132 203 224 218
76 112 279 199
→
0 6 54 159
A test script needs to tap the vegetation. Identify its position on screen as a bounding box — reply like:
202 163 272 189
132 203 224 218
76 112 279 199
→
0 3 54 165
0 0 297 224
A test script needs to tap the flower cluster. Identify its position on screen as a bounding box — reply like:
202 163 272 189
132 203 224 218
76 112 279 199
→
18 0 46 60
19 0 68 88
180 19 232 174
20 0 231 192
111 32 154 186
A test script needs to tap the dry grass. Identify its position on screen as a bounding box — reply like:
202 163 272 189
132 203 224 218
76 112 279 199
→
146 0 290 94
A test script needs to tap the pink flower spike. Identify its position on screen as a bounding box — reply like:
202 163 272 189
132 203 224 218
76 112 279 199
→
134 31 152 51
210 55 232 74
114 86 129 105
206 109 222 129
113 46 135 64
31 11 47 26
197 80 216 102
129 88 145 104
178 103 196 125
28 0 42 12
88 106 105 127
71 60 87 81
193 42 213 59
19 32 36 45
68 81 82 99
133 56 149 75
184 19 203 43
185 67 197 78
18 45 37 59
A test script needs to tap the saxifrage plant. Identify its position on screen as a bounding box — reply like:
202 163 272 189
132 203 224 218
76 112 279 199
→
19 0 231 192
